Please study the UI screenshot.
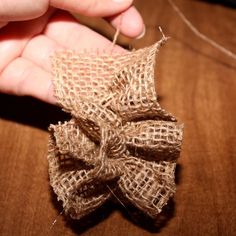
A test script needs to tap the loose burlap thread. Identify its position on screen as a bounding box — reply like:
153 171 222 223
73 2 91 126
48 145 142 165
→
48 35 184 220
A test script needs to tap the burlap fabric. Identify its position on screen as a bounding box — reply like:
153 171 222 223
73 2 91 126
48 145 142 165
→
48 36 184 220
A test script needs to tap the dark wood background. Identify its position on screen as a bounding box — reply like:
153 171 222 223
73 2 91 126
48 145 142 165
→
0 0 236 235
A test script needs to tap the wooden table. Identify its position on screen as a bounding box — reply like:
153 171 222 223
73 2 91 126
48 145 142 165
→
0 0 236 235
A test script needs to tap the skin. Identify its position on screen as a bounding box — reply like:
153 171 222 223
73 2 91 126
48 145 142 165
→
0 0 144 104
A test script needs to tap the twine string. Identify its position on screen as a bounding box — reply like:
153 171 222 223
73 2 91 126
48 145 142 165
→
167 0 236 60
111 13 124 51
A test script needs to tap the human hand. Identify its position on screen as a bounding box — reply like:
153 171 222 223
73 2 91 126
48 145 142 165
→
0 0 144 104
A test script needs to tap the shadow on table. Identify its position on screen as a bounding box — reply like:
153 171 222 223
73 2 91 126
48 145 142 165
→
198 0 236 8
0 93 69 130
0 94 167 131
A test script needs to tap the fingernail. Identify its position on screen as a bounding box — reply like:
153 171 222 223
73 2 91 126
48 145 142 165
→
136 25 146 39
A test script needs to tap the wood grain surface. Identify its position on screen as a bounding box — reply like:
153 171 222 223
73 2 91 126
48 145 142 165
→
0 0 236 235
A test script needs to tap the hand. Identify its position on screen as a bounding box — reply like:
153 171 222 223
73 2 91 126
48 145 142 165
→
0 0 144 104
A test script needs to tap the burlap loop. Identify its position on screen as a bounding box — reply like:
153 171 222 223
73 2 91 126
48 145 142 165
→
48 36 184 220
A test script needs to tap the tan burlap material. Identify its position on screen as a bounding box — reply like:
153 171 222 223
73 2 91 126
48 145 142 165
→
48 36 184 220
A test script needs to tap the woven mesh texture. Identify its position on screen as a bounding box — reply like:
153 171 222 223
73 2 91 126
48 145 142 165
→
48 37 184 220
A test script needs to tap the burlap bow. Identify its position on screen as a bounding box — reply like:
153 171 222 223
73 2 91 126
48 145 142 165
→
48 36 183 220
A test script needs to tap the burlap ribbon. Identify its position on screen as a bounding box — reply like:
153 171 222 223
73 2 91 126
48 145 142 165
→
48 36 183 220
